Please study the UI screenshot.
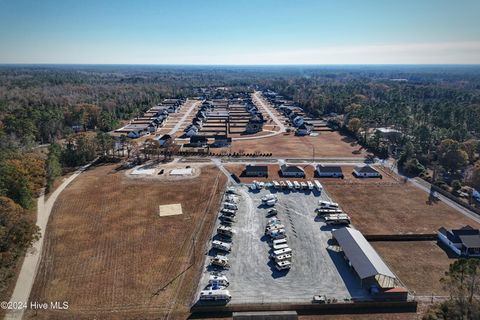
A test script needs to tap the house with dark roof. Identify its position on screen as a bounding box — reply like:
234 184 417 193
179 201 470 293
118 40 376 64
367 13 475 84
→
296 123 313 136
244 165 268 177
316 165 344 178
211 135 232 148
438 225 480 257
189 135 209 147
156 134 172 147
353 165 382 178
280 164 305 178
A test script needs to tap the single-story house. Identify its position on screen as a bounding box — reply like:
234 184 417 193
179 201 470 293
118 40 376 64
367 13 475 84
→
244 165 268 177
211 135 232 148
280 164 305 178
438 225 480 257
189 135 209 147
296 123 313 136
157 134 172 147
316 165 344 178
353 165 382 178
292 116 305 127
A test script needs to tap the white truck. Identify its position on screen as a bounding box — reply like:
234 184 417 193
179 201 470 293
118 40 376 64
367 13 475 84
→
212 240 232 252
199 289 232 301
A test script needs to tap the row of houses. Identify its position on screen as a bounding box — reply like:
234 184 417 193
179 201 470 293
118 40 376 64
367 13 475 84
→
114 98 184 138
244 164 382 178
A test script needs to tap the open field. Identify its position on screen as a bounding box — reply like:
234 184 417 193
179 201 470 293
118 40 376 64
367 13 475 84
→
25 163 227 319
372 241 453 296
324 181 480 235
227 131 368 158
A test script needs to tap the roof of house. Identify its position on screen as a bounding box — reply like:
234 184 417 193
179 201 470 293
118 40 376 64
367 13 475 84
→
332 227 396 281
213 135 232 141
459 235 480 248
245 165 268 173
439 225 479 244
354 165 380 174
280 164 305 173
316 165 343 173
190 135 208 143
158 134 171 141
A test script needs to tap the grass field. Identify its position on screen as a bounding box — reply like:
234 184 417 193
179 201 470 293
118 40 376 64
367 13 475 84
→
324 181 480 235
228 131 368 158
372 241 453 296
26 163 226 319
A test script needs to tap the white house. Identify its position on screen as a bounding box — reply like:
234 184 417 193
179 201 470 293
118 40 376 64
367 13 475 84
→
438 226 480 257
353 165 382 178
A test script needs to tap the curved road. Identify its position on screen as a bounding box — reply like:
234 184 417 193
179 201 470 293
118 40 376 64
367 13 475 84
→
5 159 97 320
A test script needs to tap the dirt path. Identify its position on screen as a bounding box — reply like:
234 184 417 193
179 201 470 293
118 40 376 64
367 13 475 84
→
4 159 97 320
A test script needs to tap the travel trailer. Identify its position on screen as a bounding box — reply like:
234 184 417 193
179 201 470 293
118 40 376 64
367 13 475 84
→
199 289 232 301
212 240 232 252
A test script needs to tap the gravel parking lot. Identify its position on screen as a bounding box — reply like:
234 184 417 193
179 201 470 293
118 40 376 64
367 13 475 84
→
196 184 370 305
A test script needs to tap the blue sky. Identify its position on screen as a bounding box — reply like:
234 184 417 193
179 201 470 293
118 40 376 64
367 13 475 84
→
0 0 479 64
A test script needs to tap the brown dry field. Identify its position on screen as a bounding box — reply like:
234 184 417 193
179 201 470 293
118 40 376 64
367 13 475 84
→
297 314 417 320
324 180 480 235
26 163 226 320
227 131 368 158
372 241 453 296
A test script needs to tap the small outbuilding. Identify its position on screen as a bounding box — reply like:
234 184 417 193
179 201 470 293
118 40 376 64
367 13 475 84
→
244 165 268 177
280 164 305 178
316 165 344 178
353 165 382 178
438 225 480 257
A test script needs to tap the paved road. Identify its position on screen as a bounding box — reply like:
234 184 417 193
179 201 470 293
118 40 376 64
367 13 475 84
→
168 99 199 136
5 159 97 320
252 91 286 132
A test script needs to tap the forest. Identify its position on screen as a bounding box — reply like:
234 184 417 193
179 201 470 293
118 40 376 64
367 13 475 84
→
1 65 480 297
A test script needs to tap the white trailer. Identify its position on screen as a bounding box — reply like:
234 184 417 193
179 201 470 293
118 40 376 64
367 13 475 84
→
212 240 232 252
199 289 232 301
300 182 308 189
271 247 292 257
275 260 291 271
279 181 286 189
324 213 351 225
217 225 234 237
272 238 288 246
265 224 285 234
293 181 301 189
210 256 230 268
273 243 290 250
314 180 323 191
307 181 314 190
286 181 294 189
319 200 339 208
272 181 280 189
275 253 292 262
208 275 229 287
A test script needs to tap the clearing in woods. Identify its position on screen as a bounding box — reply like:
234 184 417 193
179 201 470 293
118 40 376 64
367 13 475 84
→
26 163 226 319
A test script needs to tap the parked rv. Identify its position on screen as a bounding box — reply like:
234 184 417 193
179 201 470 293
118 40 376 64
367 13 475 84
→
272 181 280 189
275 253 292 262
217 225 234 237
210 256 230 268
286 180 294 189
273 243 290 250
275 260 292 271
324 213 351 225
199 289 232 301
293 181 301 189
300 182 308 189
307 181 314 190
319 200 339 209
208 275 229 287
279 181 286 189
314 180 323 191
270 247 292 258
212 240 232 252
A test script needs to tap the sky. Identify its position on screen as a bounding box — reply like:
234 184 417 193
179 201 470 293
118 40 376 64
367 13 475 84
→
0 0 479 64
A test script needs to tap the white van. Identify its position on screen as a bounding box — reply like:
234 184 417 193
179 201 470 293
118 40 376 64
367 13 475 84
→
199 289 232 301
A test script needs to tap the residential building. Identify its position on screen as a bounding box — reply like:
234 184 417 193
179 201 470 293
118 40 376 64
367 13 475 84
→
244 165 268 177
353 165 382 178
280 164 305 178
316 165 344 178
438 225 480 257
